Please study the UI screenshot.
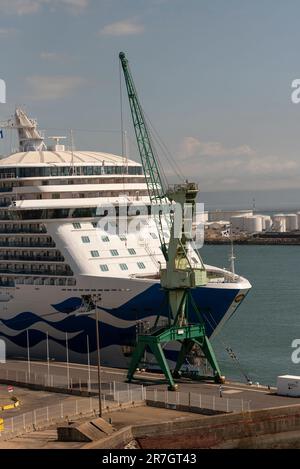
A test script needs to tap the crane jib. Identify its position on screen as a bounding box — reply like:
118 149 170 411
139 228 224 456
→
119 51 169 259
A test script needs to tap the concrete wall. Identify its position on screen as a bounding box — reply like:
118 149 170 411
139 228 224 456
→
85 403 300 449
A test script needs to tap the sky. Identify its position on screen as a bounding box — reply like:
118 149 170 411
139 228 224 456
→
1 0 300 193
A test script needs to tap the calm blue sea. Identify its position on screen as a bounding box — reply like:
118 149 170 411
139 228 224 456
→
200 244 300 385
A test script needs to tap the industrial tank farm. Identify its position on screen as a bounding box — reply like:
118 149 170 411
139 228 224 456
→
204 210 300 244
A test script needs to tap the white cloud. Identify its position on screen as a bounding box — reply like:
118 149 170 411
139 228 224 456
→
182 136 254 159
0 0 42 15
40 52 59 60
40 51 66 61
0 0 89 15
0 28 18 38
177 136 300 191
26 75 87 100
61 0 88 8
58 0 89 14
100 19 145 37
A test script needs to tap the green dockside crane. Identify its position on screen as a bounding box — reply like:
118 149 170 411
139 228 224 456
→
119 52 224 390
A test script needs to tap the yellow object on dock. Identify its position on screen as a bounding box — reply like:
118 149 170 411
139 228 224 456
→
0 418 3 431
0 398 20 412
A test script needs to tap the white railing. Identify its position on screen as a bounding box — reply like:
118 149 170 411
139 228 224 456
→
0 380 145 441
0 368 251 441
144 388 250 414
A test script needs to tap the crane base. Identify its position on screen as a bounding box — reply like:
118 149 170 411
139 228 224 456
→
127 324 222 391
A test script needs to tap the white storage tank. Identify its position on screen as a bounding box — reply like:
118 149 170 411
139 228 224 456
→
273 214 286 232
264 217 272 231
230 215 246 231
260 215 266 230
277 375 300 397
285 214 298 231
244 215 263 233
297 212 300 230
260 215 272 231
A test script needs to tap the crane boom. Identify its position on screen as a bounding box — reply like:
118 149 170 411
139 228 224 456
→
119 52 169 259
119 52 166 204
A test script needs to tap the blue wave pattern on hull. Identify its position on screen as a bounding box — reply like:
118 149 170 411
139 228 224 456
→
0 322 137 350
0 284 239 353
51 297 82 314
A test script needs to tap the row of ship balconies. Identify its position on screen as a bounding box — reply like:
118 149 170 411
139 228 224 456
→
0 264 73 276
0 189 148 206
0 277 77 287
0 176 145 189
0 224 47 234
0 237 55 248
0 251 64 262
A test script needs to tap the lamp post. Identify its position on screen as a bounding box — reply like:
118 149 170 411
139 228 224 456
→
66 332 70 389
87 335 91 392
26 329 31 378
76 294 102 418
95 300 102 418
46 331 50 386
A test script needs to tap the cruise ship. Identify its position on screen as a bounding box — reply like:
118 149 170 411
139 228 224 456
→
0 109 251 368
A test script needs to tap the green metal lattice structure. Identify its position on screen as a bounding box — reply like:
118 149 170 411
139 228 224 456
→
119 52 223 390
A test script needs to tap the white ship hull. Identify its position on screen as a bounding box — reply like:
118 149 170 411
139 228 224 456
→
0 109 252 370
0 272 250 368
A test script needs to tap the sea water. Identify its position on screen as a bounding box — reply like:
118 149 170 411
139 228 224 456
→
200 244 300 385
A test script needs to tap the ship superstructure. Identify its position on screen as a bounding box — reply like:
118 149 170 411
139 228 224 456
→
0 109 251 368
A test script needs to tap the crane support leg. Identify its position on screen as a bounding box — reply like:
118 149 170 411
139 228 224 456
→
127 339 177 390
173 336 223 382
127 342 146 383
173 339 195 378
194 336 223 383
150 342 177 390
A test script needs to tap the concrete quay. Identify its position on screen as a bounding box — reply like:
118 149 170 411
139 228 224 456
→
0 359 298 411
1 360 300 449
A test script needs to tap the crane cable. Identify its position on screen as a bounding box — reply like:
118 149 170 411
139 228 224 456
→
142 107 185 183
200 309 252 383
119 61 128 195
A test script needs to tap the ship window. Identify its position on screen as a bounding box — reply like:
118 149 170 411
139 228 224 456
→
128 248 136 255
73 223 81 229
100 264 109 272
119 263 128 271
192 257 199 264
119 234 127 241
52 193 60 199
91 250 99 257
101 235 110 242
81 236 90 243
137 262 146 269
91 222 98 228
150 232 158 239
110 249 119 256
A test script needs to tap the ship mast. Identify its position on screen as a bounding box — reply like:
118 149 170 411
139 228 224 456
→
14 108 46 152
1 108 46 152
